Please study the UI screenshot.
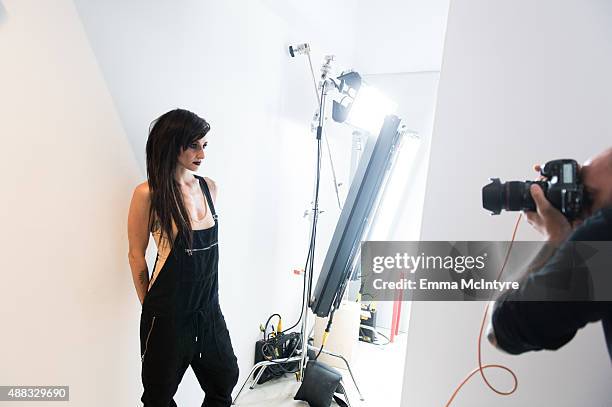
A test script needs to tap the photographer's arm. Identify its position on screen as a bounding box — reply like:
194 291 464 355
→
486 241 559 351
487 173 589 350
487 182 568 351
488 210 610 354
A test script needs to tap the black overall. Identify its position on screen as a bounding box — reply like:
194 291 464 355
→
140 176 239 407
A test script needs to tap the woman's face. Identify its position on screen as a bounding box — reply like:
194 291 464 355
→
177 136 208 172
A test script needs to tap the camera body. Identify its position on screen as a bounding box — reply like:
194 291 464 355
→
482 159 586 220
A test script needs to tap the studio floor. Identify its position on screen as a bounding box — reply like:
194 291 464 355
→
233 329 408 407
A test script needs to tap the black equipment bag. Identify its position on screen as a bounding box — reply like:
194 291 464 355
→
294 360 349 407
253 332 302 384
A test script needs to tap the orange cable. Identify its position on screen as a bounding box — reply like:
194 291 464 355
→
445 213 522 406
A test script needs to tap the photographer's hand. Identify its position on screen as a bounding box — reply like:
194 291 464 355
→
524 183 572 244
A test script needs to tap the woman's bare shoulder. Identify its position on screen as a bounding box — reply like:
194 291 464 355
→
131 182 160 230
203 177 217 201
203 176 216 189
133 181 151 198
130 182 152 214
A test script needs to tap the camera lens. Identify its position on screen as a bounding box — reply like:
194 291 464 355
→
505 181 529 211
482 178 503 215
482 159 583 219
482 179 541 215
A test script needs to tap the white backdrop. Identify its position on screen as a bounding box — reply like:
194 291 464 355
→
403 0 612 406
0 0 450 405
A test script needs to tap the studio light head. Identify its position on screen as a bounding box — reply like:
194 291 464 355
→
288 45 396 135
332 71 397 135
332 71 362 123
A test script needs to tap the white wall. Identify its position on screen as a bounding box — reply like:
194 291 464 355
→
0 0 357 405
70 1 363 404
0 1 141 405
353 0 450 74
403 0 612 406
0 0 451 405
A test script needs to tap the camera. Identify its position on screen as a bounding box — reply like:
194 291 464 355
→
482 159 587 220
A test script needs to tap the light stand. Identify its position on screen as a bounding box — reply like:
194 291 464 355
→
233 47 383 406
233 61 331 407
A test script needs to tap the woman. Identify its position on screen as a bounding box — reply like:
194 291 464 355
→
127 109 239 406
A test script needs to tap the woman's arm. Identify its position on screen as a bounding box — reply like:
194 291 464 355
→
127 182 151 305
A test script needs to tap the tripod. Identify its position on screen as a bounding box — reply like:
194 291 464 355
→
232 281 365 405
232 80 365 406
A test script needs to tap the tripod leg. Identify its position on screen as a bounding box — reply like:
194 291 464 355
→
307 345 365 401
339 379 353 407
232 363 259 405
332 352 364 401
232 357 304 405
250 365 267 389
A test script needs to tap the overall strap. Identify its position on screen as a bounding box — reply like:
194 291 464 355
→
197 176 217 220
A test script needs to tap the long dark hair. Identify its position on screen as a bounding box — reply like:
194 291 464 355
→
145 108 210 251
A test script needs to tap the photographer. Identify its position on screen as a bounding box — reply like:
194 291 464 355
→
487 148 612 360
